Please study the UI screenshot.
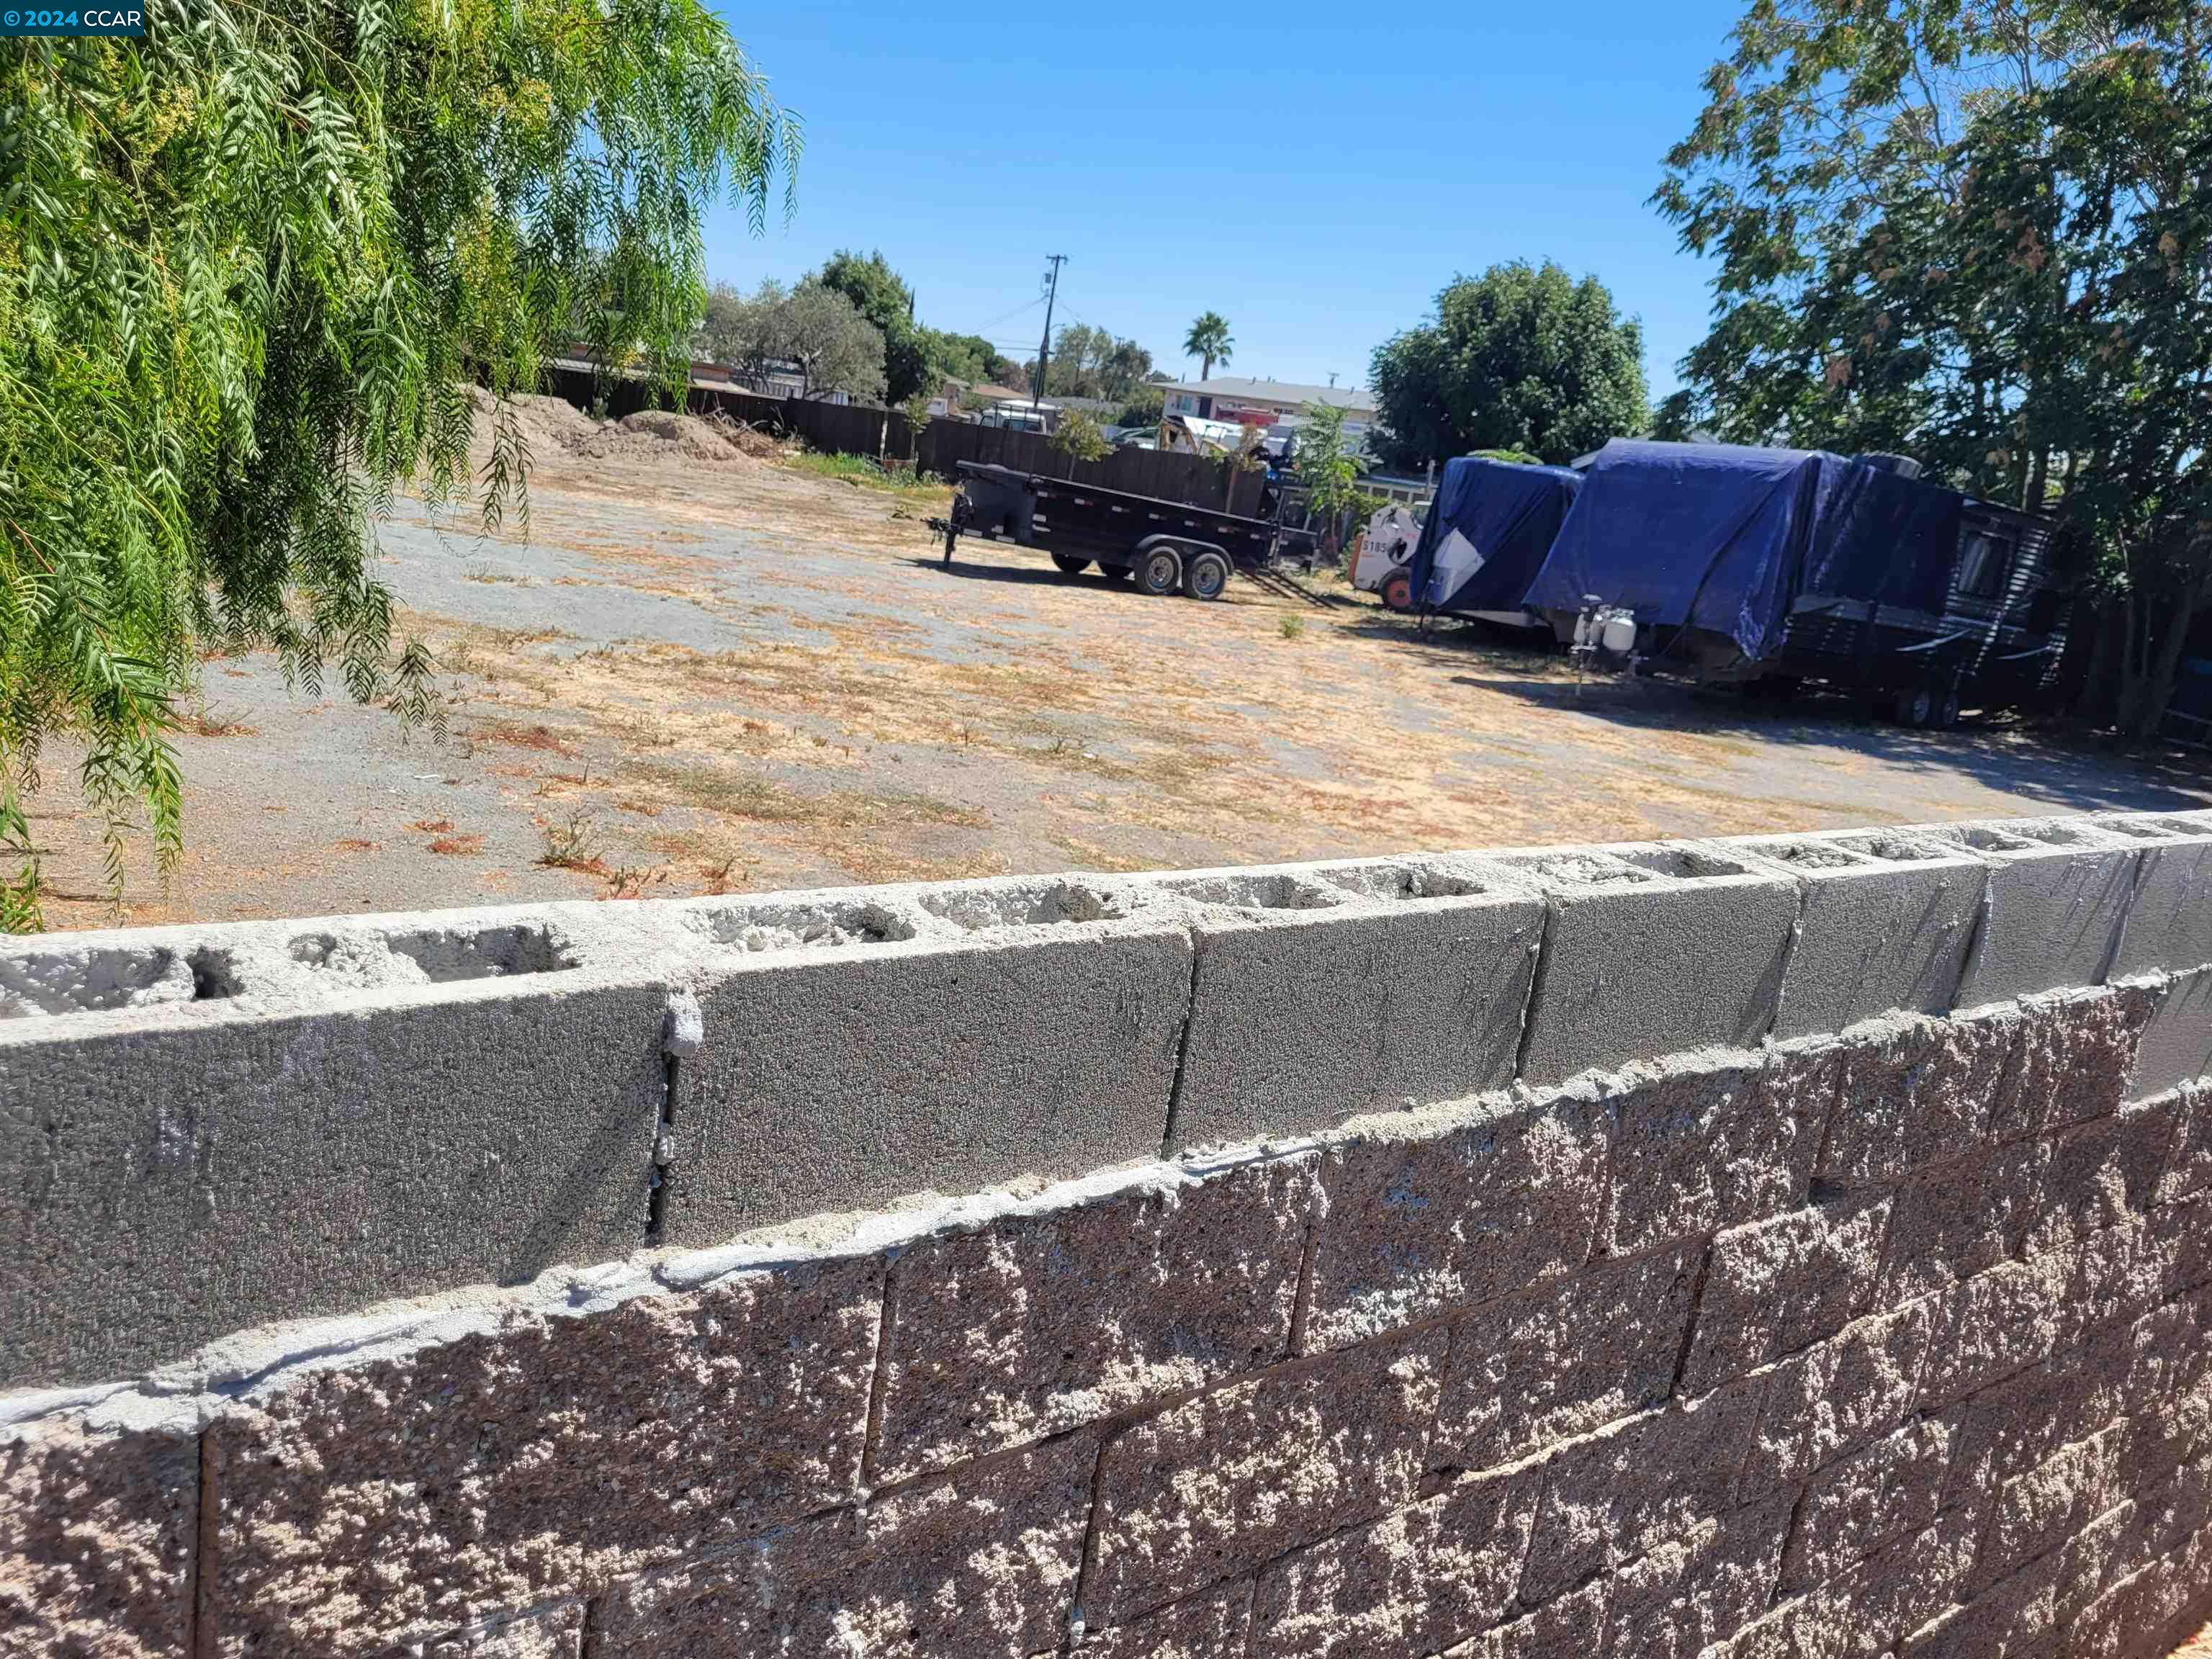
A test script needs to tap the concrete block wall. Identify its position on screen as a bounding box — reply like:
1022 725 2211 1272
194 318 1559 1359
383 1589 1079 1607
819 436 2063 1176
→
5 811 2212 1657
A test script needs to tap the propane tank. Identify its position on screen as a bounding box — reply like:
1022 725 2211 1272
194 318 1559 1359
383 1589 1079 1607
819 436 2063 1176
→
1601 611 1637 655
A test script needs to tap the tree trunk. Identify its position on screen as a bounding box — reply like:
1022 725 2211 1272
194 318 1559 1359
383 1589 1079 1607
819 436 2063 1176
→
2122 581 2200 745
2074 598 2121 727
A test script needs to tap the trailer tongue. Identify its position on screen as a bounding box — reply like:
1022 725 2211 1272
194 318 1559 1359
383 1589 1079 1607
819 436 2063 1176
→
929 460 1309 600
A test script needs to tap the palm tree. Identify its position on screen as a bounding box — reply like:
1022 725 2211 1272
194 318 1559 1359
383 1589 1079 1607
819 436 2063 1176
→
1182 312 1233 381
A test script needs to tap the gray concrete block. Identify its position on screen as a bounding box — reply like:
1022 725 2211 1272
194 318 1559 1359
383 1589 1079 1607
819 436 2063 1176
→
1919 817 2142 1007
1717 828 1987 1037
0 903 669 1388
1486 840 1800 1086
1129 853 1543 1151
2128 966 2212 1102
661 877 1192 1245
2096 811 2212 979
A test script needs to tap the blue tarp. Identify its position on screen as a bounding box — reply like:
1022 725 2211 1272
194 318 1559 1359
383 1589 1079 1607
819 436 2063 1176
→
1406 457 1583 615
1803 462 1961 618
1522 439 1848 662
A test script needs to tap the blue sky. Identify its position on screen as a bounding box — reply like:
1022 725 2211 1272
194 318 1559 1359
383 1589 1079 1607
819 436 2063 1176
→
701 4 1749 399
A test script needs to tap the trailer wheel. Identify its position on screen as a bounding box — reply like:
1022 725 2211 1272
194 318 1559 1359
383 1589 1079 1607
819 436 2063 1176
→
1137 546 1183 596
1051 554 1092 575
1895 684 1936 727
1379 570 1413 612
1183 550 1231 601
1937 684 1962 729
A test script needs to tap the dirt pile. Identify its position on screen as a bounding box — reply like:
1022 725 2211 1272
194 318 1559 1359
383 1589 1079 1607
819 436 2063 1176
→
466 385 606 454
572 409 755 467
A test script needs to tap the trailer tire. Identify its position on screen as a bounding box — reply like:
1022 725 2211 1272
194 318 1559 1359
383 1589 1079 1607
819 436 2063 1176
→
1051 554 1092 575
1137 546 1183 596
1379 570 1413 612
1184 550 1231 601
1937 683 1962 729
1895 684 1936 727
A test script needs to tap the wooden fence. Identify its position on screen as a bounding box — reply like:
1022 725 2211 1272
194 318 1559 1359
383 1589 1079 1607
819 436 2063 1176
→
541 364 1262 517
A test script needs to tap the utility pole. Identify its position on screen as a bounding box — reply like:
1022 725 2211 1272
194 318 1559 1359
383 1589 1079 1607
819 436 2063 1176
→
1032 255 1067 410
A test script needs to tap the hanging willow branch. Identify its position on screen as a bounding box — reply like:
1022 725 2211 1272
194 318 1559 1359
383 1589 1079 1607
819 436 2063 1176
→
0 0 799 926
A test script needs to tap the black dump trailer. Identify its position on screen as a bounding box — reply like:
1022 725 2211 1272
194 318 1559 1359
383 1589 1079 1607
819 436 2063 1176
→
931 461 1303 600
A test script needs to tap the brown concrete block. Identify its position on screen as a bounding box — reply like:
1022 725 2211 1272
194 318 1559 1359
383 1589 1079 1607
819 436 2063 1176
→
1997 986 2155 1141
1434 1243 1699 1472
1083 1581 1254 1659
2024 1106 2177 1264
1604 1491 1794 1659
1915 1251 2074 1408
0 1420 198 1659
1684 1195 1892 1392
1896 1554 2057 1659
1879 1141 2046 1305
2159 1082 2212 1203
1087 1327 1447 1626
1249 1462 1539 1659
1601 1046 1835 1257
1746 1301 1935 1492
1520 1375 1765 1604
872 1154 1313 1483
426 1602 585 1658
2152 1192 2212 1298
1785 1521 1979 1659
1442 1580 1610 1659
1976 1424 2131 1596
1781 1419 1956 1594
1819 1008 2021 1185
2071 1213 2176 1339
205 1255 882 1655
595 1431 1093 1658
1303 1094 1609 1352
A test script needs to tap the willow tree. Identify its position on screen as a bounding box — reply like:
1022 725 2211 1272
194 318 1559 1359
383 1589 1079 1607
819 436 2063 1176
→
0 0 798 925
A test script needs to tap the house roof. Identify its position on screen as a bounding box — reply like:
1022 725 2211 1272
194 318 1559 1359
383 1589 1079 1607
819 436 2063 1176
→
1159 376 1375 412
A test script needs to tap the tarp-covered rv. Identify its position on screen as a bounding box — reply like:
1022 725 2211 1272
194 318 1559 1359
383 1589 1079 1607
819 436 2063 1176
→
1406 456 1583 624
1519 439 2069 724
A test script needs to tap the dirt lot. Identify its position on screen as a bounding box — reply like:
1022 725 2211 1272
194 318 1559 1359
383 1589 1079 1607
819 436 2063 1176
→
23 398 2212 930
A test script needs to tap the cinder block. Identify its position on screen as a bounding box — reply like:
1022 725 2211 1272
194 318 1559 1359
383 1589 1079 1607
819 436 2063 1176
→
1249 1462 1539 1659
594 1429 1093 1659
1682 1193 1891 1392
204 1254 883 1655
2023 1106 2176 1263
1603 1491 1794 1659
1440 1578 1609 1659
1720 828 1987 1036
0 902 668 1387
2159 1082 2212 1202
1782 1419 1958 1593
2003 983 2158 1133
1879 1141 2046 1305
426 1602 585 1658
1817 1004 2022 1184
1484 840 1799 1087
0 1416 199 1658
2128 967 2212 1102
2095 811 2212 979
1897 1554 2058 1659
1920 817 2141 1007
1745 1301 1936 1492
1432 1242 1699 1471
1601 1044 1837 1256
1974 1421 2131 1594
1085 1581 1255 1659
662 878 1191 1244
1086 1328 1447 1627
871 1153 1314 1483
1134 854 1545 1151
1301 1092 1610 1352
1519 1376 1765 1604
1916 1251 2076 1408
